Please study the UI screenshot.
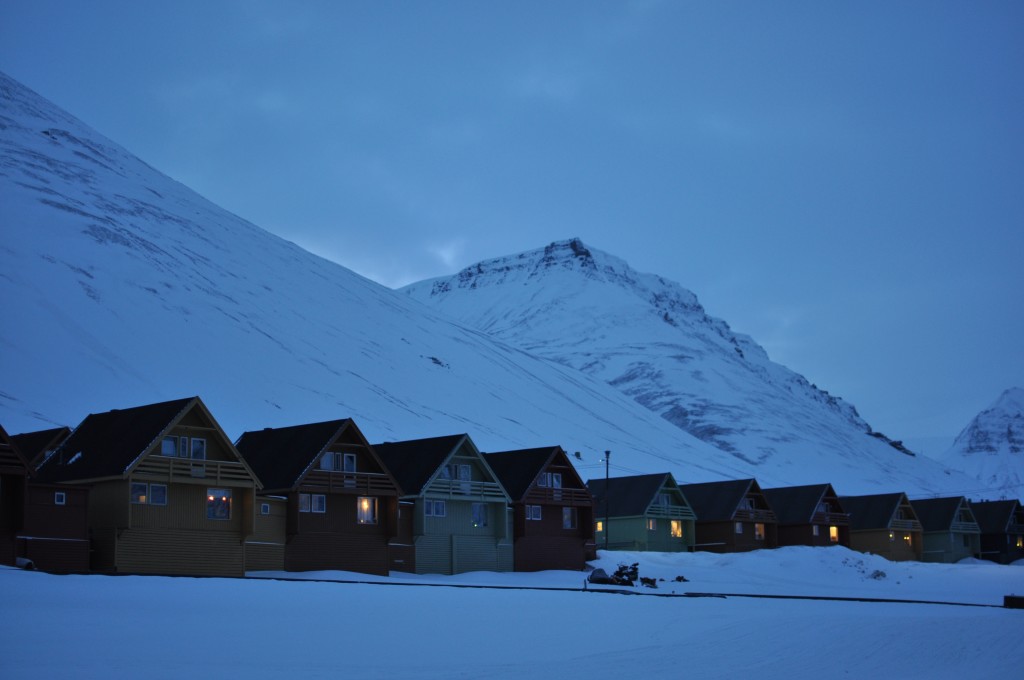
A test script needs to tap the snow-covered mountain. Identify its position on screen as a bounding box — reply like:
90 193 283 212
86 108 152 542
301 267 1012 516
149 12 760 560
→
937 388 1024 499
403 239 988 494
0 71 978 494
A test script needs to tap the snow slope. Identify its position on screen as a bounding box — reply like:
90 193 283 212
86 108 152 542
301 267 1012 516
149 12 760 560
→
404 239 981 494
2 549 1022 678
937 388 1024 499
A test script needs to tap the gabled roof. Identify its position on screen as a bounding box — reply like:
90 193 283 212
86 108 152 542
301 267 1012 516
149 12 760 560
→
970 499 1021 533
763 484 842 525
483 446 586 502
236 419 377 491
0 423 31 476
679 479 759 521
11 426 72 468
910 497 973 532
587 473 683 517
840 493 915 531
373 434 470 496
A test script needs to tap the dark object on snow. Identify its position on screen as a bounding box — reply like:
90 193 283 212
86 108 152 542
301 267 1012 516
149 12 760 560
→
673 575 689 582
588 568 614 584
1004 595 1024 609
612 562 639 585
639 576 658 589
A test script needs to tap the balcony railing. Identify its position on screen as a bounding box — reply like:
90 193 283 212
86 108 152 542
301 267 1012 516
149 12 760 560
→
891 518 922 531
811 512 850 525
428 478 507 501
734 508 777 522
1006 523 1024 535
133 456 256 487
302 470 397 495
524 487 593 506
950 521 980 533
648 504 697 519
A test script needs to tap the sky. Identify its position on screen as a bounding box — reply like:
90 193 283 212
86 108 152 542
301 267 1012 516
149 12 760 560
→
1 1 1022 451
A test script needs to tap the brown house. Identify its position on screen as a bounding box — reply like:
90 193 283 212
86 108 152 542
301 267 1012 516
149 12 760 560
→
0 424 31 567
971 499 1024 564
841 493 923 561
763 483 850 548
374 434 512 575
35 396 262 576
484 446 595 571
11 426 71 468
679 479 778 552
235 419 401 575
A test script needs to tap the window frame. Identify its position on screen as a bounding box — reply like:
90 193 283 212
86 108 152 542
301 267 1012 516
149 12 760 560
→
149 483 168 506
735 521 744 534
260 502 271 515
670 519 683 539
357 496 378 525
646 518 657 531
190 438 207 460
343 453 357 473
311 494 327 514
206 488 232 520
562 506 577 530
299 493 311 513
472 502 488 528
425 499 446 517
527 505 542 521
754 522 766 541
54 491 66 506
130 482 149 504
160 436 177 457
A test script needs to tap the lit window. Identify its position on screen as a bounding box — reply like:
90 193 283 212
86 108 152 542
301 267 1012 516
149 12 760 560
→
647 518 657 531
754 523 766 541
903 534 912 545
670 520 683 539
150 484 167 506
54 491 66 506
161 436 177 456
735 522 743 534
527 505 542 521
472 502 488 528
190 438 207 460
812 525 820 537
260 503 270 515
596 521 604 533
1017 536 1023 549
358 497 378 524
299 493 311 513
829 526 839 543
563 507 577 530
311 494 326 513
206 488 231 520
425 499 446 517
130 482 148 504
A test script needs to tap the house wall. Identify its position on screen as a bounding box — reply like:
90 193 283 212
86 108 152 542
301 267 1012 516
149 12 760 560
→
777 523 850 548
283 493 396 575
413 498 512 574
850 529 922 561
0 472 26 565
513 501 594 571
246 497 286 572
598 516 694 552
389 501 416 573
694 520 777 553
920 531 980 563
980 532 1024 564
18 483 90 573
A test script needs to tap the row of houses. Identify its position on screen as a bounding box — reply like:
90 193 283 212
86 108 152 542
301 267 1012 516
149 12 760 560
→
2 396 1022 578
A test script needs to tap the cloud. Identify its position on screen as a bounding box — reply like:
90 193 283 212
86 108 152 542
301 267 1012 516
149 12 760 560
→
427 239 467 269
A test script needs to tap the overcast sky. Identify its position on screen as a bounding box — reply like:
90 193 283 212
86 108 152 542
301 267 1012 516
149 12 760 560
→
2 1 1022 452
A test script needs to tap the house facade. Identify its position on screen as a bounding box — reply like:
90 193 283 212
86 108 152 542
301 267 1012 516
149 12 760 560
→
763 483 850 548
484 446 595 571
35 397 262 577
910 496 981 563
375 434 512 575
680 479 778 552
971 499 1024 564
841 493 923 561
0 424 30 567
587 473 696 552
236 419 400 575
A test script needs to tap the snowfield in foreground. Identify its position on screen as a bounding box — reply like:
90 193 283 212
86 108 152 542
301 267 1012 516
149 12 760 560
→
3 547 1022 679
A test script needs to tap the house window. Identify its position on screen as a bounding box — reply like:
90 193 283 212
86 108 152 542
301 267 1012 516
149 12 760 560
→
889 531 895 542
299 493 311 513
903 534 912 545
54 491 66 506
358 497 378 524
130 482 149 504
179 437 189 458
311 494 326 513
595 521 604 533
260 502 271 515
563 507 577 530
344 453 357 473
670 520 683 539
207 488 231 520
149 484 168 506
425 500 446 517
739 497 755 511
538 472 562 488
1016 536 1023 549
527 505 542 521
812 525 820 537
161 436 177 456
647 518 657 531
131 482 167 506
754 523 766 541
472 502 488 528
320 452 341 470
829 526 839 543
816 501 831 514
735 522 743 534
658 493 671 507
191 438 207 460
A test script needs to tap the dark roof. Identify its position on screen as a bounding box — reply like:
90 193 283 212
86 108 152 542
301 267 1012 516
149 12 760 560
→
910 497 968 532
840 493 909 531
970 500 1020 533
11 426 72 468
587 473 675 517
763 484 839 525
373 434 468 496
0 423 31 475
679 479 756 521
36 397 196 483
483 447 560 501
236 419 353 491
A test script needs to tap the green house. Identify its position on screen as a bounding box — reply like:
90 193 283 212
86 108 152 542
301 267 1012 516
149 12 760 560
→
910 496 981 563
587 472 696 552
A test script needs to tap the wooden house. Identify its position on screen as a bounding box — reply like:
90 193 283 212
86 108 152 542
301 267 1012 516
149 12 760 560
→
235 419 401 575
679 479 778 552
2 424 89 573
909 496 980 563
11 426 71 468
970 499 1024 564
483 446 595 571
374 434 512 575
35 397 262 577
840 493 923 561
763 483 850 548
586 473 696 552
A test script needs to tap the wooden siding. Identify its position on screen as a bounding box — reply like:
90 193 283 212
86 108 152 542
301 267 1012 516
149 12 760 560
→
0 473 26 565
18 483 90 573
245 543 285 572
850 529 922 561
286 532 390 575
920 531 980 563
514 535 588 571
128 484 247 534
597 516 695 552
693 520 778 553
389 502 416 573
88 481 130 529
777 523 850 548
16 536 89 574
246 497 286 572
115 527 244 576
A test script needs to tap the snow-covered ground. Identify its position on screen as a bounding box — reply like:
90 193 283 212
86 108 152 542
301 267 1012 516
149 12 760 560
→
3 547 1022 678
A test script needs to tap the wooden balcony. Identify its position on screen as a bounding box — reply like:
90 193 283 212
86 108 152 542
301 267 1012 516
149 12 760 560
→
950 521 980 533
648 504 696 520
735 508 777 523
427 478 507 501
133 456 256 487
1007 523 1024 535
891 518 922 531
302 470 397 495
811 512 850 526
524 487 593 506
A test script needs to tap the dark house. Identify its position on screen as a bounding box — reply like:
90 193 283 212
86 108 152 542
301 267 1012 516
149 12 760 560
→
11 426 71 468
484 446 595 571
374 434 512 575
0 424 30 566
679 479 778 552
36 396 262 576
910 496 981 563
763 483 850 548
971 499 1024 564
587 473 696 552
841 493 923 561
235 418 401 575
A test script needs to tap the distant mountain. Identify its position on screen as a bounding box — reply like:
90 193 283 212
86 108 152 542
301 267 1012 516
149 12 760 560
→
937 388 1024 499
0 72 978 494
403 238 974 494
